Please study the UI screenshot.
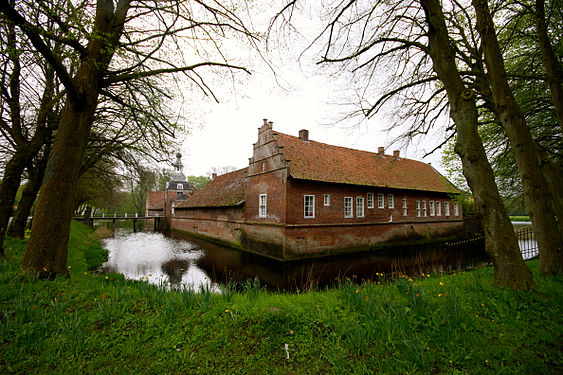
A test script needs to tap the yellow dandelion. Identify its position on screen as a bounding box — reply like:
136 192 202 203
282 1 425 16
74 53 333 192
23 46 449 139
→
439 282 444 286
42 267 47 272
408 278 413 282
355 289 360 293
67 265 71 269
105 276 109 279
438 293 443 297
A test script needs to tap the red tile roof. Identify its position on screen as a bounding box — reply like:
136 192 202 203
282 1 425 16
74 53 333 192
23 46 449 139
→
276 133 458 193
176 168 247 208
146 191 165 210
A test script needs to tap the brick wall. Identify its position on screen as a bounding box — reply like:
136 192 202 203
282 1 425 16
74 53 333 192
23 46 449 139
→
172 206 244 244
284 178 462 225
282 221 463 258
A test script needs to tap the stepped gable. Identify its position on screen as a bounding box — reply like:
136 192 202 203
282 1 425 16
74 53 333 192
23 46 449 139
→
274 132 458 194
176 168 247 208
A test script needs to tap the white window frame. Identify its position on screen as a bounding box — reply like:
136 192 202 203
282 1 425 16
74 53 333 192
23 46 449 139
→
436 201 441 216
403 197 408 216
177 183 183 190
304 195 315 219
344 197 353 218
422 201 427 217
259 194 267 218
324 194 330 206
416 201 421 217
356 196 365 218
445 201 450 216
367 193 374 209
378 193 384 209
388 194 394 209
454 202 459 216
429 201 435 216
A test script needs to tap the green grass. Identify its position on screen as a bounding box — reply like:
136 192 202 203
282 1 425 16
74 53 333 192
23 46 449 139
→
510 215 531 222
1 222 561 374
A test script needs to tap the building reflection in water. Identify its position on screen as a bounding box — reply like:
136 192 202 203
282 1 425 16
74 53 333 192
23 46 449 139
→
100 226 488 291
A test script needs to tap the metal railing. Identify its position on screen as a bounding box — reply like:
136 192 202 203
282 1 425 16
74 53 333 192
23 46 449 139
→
515 226 538 260
445 226 538 260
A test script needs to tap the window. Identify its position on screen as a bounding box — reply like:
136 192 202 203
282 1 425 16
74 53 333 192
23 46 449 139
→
454 202 459 216
403 197 408 216
367 193 374 209
378 193 384 209
422 201 427 217
388 194 394 209
416 201 421 217
344 197 353 218
262 162 266 172
177 183 183 190
356 197 365 218
304 195 315 218
259 194 267 218
177 192 183 197
324 194 330 206
429 201 435 216
445 201 450 216
436 201 441 216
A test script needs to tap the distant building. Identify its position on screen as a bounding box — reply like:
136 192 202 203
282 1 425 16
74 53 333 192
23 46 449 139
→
172 119 463 260
145 152 194 217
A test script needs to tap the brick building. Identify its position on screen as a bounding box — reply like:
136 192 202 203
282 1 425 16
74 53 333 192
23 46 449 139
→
172 120 463 260
146 152 194 217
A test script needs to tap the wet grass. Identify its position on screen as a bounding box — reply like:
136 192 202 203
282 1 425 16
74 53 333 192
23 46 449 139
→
0 222 562 374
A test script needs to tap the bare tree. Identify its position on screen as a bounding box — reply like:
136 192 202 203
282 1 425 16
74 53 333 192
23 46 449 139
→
472 0 563 274
0 0 256 277
272 0 538 289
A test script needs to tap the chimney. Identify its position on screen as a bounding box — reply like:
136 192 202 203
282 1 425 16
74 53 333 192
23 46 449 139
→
393 150 400 158
299 129 309 142
211 173 217 180
378 146 385 155
263 118 268 126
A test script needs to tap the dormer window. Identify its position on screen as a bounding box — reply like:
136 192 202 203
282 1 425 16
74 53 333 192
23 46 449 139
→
177 183 183 190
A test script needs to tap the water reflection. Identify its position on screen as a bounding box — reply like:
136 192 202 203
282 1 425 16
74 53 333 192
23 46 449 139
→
100 225 490 291
101 229 214 289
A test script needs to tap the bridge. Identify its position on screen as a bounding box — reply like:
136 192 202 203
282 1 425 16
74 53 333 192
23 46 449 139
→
72 213 166 232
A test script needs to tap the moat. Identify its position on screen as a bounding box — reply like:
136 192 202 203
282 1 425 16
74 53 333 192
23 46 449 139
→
99 221 496 291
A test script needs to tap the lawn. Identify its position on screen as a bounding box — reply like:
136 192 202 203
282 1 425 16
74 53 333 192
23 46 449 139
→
1 222 561 374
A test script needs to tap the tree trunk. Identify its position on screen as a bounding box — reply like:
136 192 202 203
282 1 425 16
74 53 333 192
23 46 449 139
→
473 0 563 275
0 151 28 256
536 143 563 224
535 0 563 133
421 0 537 290
22 99 97 278
20 0 129 278
7 157 47 238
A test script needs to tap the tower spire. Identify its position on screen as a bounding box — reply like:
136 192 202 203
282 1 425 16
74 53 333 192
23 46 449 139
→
171 151 186 181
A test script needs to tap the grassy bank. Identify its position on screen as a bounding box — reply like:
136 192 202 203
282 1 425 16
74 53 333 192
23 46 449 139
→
1 223 561 374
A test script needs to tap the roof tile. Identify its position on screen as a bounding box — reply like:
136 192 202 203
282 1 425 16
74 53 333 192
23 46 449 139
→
176 168 247 208
276 133 458 193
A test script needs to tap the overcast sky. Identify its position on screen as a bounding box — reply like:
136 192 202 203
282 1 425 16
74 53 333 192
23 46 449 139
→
176 2 448 178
